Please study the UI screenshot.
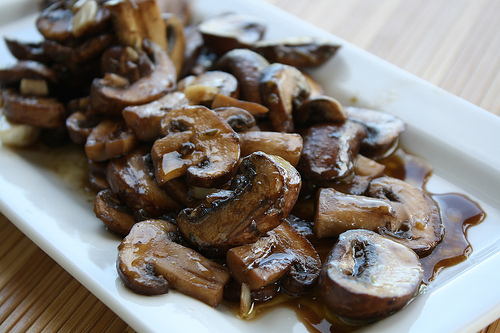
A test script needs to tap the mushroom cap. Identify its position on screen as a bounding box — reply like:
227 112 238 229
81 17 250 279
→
176 151 301 254
153 105 240 188
320 229 424 323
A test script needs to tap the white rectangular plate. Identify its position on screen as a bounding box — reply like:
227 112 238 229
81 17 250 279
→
1 0 500 332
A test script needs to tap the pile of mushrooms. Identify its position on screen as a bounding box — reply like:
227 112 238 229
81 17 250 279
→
1 0 447 327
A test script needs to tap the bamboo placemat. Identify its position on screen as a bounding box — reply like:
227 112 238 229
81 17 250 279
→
1 0 499 332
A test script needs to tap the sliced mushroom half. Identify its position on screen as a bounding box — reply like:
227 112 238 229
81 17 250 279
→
215 48 270 105
259 63 311 132
346 106 406 159
90 39 176 116
152 105 240 188
176 152 301 254
227 219 321 295
297 121 367 181
252 36 340 68
320 229 423 323
367 176 443 256
117 219 231 307
199 12 266 55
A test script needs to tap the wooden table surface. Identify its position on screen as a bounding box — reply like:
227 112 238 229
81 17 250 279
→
1 0 499 332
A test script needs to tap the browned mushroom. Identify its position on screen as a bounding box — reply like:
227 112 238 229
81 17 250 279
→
105 0 168 51
252 36 340 68
42 34 113 64
90 39 176 116
163 13 185 78
65 110 101 145
84 118 138 162
94 188 136 236
314 187 397 239
177 71 239 106
238 131 303 167
367 176 444 256
319 229 423 323
106 145 181 219
297 121 367 181
346 106 407 159
117 218 231 307
176 152 301 254
198 12 266 55
71 0 112 38
152 105 240 188
331 154 386 195
294 94 347 127
215 48 270 105
226 219 321 295
36 2 73 41
1 89 66 128
259 63 312 132
0 60 59 85
122 91 190 142
4 38 49 63
213 106 256 132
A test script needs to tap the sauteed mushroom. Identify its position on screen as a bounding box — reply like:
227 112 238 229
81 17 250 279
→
259 63 311 132
106 146 181 219
214 48 269 104
227 219 321 295
367 176 443 256
347 106 406 159
199 12 266 55
94 188 136 236
238 131 303 166
90 39 176 116
177 71 239 105
320 229 423 323
1 89 66 128
176 152 301 254
295 94 347 127
117 219 231 306
152 105 240 188
252 36 340 68
297 121 366 181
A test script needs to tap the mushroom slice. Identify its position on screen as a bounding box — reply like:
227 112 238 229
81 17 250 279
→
0 60 59 85
42 33 113 64
36 2 73 41
85 119 138 162
153 105 240 188
314 187 397 239
367 176 444 256
198 12 266 55
122 91 189 142
105 0 168 51
346 106 406 159
319 229 423 323
163 13 185 79
297 121 367 181
213 106 256 132
295 95 347 127
259 63 312 132
331 154 386 195
227 219 321 295
117 219 231 307
4 38 49 63
66 110 101 145
1 89 66 129
177 71 239 106
211 93 268 118
94 188 136 236
106 146 181 218
71 0 112 38
215 48 270 104
90 39 176 116
252 37 340 68
239 131 303 167
176 152 301 254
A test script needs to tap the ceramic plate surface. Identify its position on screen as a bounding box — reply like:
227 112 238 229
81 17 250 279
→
1 0 500 332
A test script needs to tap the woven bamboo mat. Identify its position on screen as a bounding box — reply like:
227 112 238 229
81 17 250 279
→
0 0 499 332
